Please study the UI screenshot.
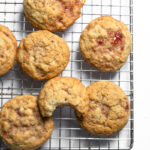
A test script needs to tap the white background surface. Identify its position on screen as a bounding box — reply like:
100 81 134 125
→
133 0 150 149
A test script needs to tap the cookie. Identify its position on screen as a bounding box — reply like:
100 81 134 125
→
17 30 70 80
0 95 54 150
0 25 17 76
38 77 88 117
24 0 85 32
80 16 132 71
76 81 130 136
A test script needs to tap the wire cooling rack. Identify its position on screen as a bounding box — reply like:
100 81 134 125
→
0 0 133 149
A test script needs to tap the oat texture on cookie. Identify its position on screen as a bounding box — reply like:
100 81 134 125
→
38 77 89 117
76 81 130 136
0 95 54 150
0 25 17 76
24 0 86 32
80 16 132 71
17 30 70 80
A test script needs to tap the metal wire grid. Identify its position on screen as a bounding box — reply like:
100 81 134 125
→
0 0 133 149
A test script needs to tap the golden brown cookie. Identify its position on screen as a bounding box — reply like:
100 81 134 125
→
76 81 130 136
0 25 17 76
24 0 85 32
80 16 132 71
38 77 89 117
17 30 70 80
0 95 54 150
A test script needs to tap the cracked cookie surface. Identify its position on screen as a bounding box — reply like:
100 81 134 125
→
80 16 132 71
0 25 17 76
0 95 54 150
38 77 89 117
24 0 85 32
17 30 70 80
76 81 130 136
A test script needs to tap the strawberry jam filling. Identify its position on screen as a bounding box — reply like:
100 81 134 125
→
97 38 103 45
125 102 129 111
112 31 123 45
108 30 124 51
59 0 81 16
